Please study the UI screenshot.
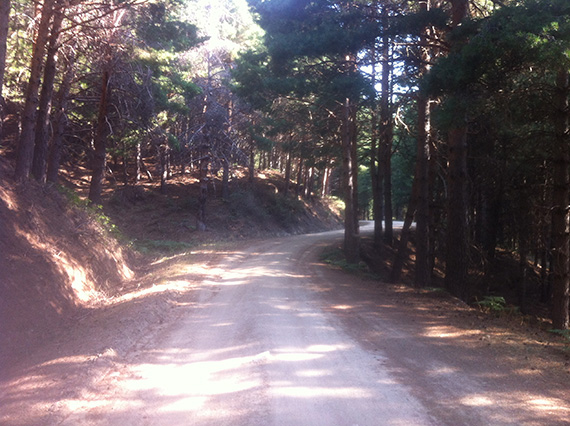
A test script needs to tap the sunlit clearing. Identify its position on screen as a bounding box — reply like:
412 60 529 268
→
460 395 494 407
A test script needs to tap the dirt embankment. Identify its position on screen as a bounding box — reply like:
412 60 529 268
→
0 157 343 368
0 159 134 366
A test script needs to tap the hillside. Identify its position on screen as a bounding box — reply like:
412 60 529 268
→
0 155 342 366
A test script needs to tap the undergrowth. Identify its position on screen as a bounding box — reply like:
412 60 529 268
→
320 245 379 280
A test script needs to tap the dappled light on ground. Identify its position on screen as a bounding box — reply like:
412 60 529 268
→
1 232 569 425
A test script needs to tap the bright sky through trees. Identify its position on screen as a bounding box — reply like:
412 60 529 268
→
184 0 262 52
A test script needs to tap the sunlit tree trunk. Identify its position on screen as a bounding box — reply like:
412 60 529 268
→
284 150 291 195
88 69 110 205
221 157 229 200
32 6 64 183
14 0 56 180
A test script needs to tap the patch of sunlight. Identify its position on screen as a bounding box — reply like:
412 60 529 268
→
158 396 209 413
513 368 542 376
306 344 349 353
122 353 265 405
331 304 353 310
296 369 330 378
272 344 350 362
425 366 459 376
375 378 398 385
109 280 192 305
273 386 373 398
57 256 98 303
0 186 18 211
529 398 570 412
460 394 494 407
7 374 54 392
423 325 481 339
271 352 323 362
150 252 193 266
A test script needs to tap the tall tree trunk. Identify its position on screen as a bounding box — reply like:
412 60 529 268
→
551 68 570 330
369 41 383 247
197 152 209 231
0 0 11 139
32 7 64 183
380 26 393 246
46 50 75 184
445 125 469 298
88 70 110 205
284 150 291 195
248 149 255 183
14 0 56 180
343 96 360 263
415 94 431 288
444 0 470 298
221 158 229 200
159 142 169 195
296 158 303 197
390 155 420 283
321 165 331 197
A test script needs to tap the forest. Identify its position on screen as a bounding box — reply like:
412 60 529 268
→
1 0 569 331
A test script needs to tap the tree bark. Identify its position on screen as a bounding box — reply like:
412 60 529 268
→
390 154 420 283
284 150 291 195
88 70 110 205
32 6 64 183
14 0 56 180
444 0 470 298
415 93 431 288
445 125 469 298
197 153 209 231
46 51 75 184
343 96 360 263
551 68 570 330
221 157 229 200
379 27 393 246
0 0 10 139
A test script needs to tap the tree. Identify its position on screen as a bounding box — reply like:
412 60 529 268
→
236 0 376 261
0 0 10 137
423 0 570 325
14 0 58 180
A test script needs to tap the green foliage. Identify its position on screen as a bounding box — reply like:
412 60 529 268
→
135 1 202 52
475 296 507 313
56 186 121 236
132 239 196 254
320 245 378 279
549 329 570 347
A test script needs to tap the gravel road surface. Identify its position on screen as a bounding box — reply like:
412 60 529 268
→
1 225 569 425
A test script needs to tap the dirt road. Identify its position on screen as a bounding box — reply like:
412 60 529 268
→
1 226 569 425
